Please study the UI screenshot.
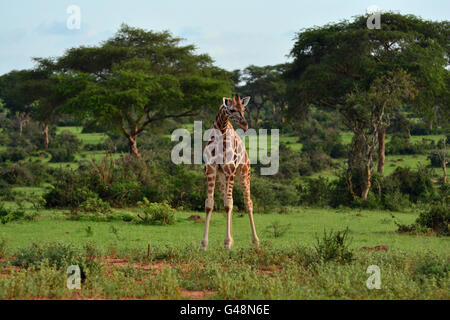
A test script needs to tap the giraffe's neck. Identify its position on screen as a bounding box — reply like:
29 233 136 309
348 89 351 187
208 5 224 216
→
213 106 232 132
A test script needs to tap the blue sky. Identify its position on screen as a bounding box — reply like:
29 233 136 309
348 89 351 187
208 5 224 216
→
0 0 448 75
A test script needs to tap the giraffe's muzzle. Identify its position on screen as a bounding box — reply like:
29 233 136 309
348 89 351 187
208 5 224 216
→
240 122 248 131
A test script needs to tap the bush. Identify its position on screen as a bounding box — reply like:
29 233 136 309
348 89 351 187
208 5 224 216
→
0 204 25 224
416 203 449 236
428 151 447 168
48 148 76 162
52 130 82 153
0 238 7 258
413 254 449 284
251 176 298 212
0 163 33 185
0 147 28 162
44 169 97 208
381 166 435 203
80 197 112 215
136 199 175 225
298 177 331 206
265 221 291 238
314 228 354 263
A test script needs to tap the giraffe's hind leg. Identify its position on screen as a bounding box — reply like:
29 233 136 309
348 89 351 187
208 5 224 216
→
238 165 259 247
201 164 217 251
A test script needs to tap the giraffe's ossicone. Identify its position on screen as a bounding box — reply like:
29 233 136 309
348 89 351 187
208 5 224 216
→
200 95 259 251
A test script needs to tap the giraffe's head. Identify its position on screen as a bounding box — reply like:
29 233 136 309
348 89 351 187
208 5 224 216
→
223 95 250 131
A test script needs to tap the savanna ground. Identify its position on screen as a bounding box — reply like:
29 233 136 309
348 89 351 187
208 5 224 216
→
0 127 448 300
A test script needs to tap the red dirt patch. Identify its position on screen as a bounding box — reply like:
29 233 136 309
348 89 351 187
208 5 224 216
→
361 245 389 251
180 289 215 300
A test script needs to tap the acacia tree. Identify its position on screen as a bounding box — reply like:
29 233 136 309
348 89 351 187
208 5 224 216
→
286 12 448 199
58 25 231 157
0 65 63 148
239 64 288 128
0 71 33 136
344 71 416 199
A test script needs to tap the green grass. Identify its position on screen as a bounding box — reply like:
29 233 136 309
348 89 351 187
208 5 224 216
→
57 126 108 145
0 208 448 300
0 208 447 254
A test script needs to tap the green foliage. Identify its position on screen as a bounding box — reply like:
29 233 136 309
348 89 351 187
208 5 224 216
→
0 147 28 162
388 166 435 203
413 254 449 284
0 204 25 224
265 221 291 238
251 175 298 212
416 203 449 236
0 238 7 258
48 130 82 162
13 242 77 269
48 148 75 162
80 197 112 215
52 130 82 152
136 198 175 225
298 177 331 207
60 24 231 155
314 228 354 263
44 168 95 208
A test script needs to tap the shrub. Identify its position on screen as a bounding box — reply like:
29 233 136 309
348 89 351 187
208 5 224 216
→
416 203 449 236
52 130 82 153
136 198 175 225
0 163 33 185
12 242 101 277
0 238 7 258
314 228 354 263
265 221 291 238
80 197 112 215
44 169 97 208
388 166 435 202
48 148 75 162
251 176 298 212
382 190 410 211
0 147 28 162
0 204 25 224
428 151 448 168
413 254 449 284
298 177 330 206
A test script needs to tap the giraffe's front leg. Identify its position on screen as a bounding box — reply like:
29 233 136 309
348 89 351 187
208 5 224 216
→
201 165 216 251
224 173 235 249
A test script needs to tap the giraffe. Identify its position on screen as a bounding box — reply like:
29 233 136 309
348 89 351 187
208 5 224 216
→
200 95 259 251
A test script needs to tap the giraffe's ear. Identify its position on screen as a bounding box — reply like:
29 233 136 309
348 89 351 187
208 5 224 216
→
223 97 233 108
241 96 251 107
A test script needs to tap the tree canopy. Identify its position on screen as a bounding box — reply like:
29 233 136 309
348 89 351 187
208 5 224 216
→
58 24 232 157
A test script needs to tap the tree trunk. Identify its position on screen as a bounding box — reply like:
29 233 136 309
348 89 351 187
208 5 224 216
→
361 163 371 200
255 105 262 129
128 136 141 158
377 128 386 174
443 160 447 184
43 124 49 149
246 109 253 128
19 121 23 137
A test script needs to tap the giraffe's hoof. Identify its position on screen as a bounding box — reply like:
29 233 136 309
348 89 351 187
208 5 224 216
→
224 239 234 249
200 246 207 251
200 240 208 251
253 239 260 248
